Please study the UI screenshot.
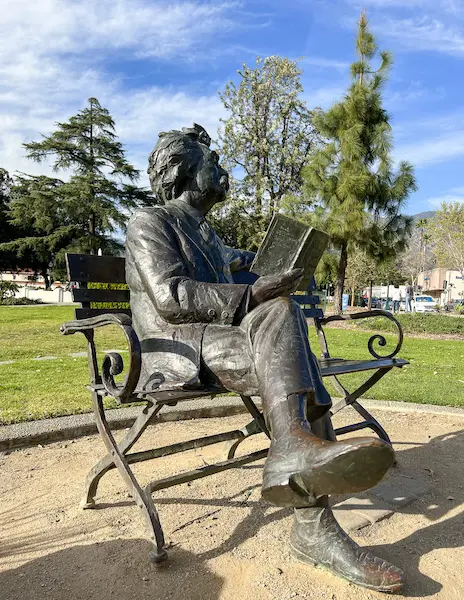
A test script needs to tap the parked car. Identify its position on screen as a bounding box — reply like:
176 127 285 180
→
412 295 437 313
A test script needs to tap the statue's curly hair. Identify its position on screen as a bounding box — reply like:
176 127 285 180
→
147 124 211 203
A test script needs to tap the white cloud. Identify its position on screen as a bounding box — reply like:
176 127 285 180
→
396 131 464 167
0 0 245 62
0 82 225 183
347 0 429 6
448 186 464 194
302 57 350 70
346 0 463 11
377 17 464 56
0 0 253 181
384 85 426 112
305 85 347 108
107 89 226 184
426 190 464 208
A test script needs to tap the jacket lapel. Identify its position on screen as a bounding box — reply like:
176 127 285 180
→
171 217 220 282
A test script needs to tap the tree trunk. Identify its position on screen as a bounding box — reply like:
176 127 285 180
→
89 213 96 255
88 99 96 255
333 243 348 314
367 279 373 310
41 267 51 290
351 284 355 307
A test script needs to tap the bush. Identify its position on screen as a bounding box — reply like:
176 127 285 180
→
0 280 19 302
0 297 43 305
351 312 464 336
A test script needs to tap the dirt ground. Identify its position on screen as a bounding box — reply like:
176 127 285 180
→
1 407 463 600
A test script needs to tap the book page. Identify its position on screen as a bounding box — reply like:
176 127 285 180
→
250 215 307 276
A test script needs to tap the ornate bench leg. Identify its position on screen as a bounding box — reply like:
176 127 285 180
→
81 401 162 508
226 395 270 459
350 400 392 447
91 391 167 564
226 419 263 459
329 369 393 447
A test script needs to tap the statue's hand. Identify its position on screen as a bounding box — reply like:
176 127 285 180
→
250 269 303 308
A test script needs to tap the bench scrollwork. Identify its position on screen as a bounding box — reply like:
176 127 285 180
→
60 313 141 403
319 309 404 360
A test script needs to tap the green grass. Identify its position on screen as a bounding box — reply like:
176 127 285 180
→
351 312 464 336
0 306 125 362
0 306 125 423
308 327 464 408
0 306 463 424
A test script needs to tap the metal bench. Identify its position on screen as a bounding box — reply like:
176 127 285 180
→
61 253 408 564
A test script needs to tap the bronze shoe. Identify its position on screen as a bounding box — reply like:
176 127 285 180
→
290 504 405 593
262 429 394 507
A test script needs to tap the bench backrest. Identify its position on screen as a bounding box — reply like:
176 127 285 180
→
66 253 323 320
66 254 130 320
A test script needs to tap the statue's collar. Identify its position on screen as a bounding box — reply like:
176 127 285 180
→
169 199 205 223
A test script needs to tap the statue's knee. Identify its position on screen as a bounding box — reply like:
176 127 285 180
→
277 296 300 315
267 296 297 311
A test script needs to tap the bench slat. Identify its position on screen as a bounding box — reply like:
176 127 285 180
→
320 357 407 377
301 308 324 319
75 308 132 320
291 295 320 305
72 288 130 303
67 254 126 284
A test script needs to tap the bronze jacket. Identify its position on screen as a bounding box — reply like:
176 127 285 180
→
125 200 254 391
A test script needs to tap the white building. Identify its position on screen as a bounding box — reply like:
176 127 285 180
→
0 269 46 287
0 270 73 303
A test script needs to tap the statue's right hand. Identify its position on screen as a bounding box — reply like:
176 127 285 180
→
250 269 303 308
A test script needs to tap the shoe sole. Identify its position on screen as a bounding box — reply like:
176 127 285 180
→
262 442 394 507
290 543 404 593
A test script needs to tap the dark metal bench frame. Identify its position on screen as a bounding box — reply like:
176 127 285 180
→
61 253 408 564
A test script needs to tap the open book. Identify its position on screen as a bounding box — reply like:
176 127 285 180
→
250 214 329 291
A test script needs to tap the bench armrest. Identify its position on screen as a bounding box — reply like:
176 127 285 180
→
60 312 141 403
60 313 132 335
319 309 404 359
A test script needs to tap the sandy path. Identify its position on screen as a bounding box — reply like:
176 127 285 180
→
1 408 463 600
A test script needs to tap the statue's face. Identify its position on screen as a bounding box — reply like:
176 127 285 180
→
194 144 229 209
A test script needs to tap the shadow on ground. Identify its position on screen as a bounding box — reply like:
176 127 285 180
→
1 424 463 598
367 511 464 598
0 540 224 600
152 427 464 597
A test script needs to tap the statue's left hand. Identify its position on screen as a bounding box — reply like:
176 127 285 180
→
249 269 303 308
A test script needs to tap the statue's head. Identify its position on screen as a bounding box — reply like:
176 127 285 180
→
148 123 229 211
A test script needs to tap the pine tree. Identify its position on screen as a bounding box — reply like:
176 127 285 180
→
216 57 318 250
0 168 16 270
303 12 416 312
0 170 57 283
23 97 155 254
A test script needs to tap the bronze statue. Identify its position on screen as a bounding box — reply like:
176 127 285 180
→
125 124 405 592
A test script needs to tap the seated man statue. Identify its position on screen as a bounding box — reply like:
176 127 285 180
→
125 124 404 593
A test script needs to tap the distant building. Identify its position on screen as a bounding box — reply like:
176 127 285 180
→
0 269 46 287
417 268 464 304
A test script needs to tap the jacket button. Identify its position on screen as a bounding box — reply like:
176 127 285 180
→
221 311 229 319
207 309 217 318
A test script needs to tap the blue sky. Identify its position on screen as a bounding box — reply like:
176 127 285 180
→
1 0 464 215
